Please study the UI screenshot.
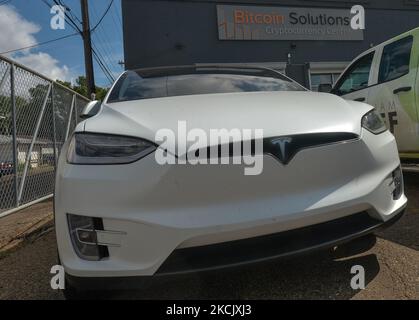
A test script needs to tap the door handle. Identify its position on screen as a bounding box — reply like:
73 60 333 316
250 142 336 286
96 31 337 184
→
354 97 366 102
393 86 412 94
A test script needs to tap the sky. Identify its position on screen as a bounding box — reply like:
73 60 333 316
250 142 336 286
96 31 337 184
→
0 0 124 88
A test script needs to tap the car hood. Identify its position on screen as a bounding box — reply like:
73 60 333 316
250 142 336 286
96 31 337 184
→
82 91 372 147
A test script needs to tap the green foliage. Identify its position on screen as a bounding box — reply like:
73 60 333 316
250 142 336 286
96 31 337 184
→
57 76 109 101
0 94 29 136
0 77 109 137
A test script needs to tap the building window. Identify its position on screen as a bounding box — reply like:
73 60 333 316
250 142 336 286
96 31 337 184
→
310 73 341 91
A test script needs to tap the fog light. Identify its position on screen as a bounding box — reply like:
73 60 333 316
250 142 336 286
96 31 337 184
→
391 166 403 200
77 229 97 244
67 214 109 261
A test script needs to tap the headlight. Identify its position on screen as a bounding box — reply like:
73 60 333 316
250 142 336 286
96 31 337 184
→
362 109 387 134
67 133 156 164
391 166 404 200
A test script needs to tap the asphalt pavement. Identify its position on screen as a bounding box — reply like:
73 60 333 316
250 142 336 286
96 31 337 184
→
0 174 418 300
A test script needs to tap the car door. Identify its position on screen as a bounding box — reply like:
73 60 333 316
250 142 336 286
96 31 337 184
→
367 34 419 154
331 51 376 103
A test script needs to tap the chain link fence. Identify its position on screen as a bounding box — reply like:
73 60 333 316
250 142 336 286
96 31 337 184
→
0 55 90 217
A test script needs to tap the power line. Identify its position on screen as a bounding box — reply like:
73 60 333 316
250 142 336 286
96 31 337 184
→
90 1 118 67
113 1 123 28
41 0 82 34
94 49 116 84
60 0 116 84
92 44 115 81
92 44 113 76
89 0 120 80
110 2 123 36
79 0 96 96
92 50 113 84
57 0 83 27
91 0 114 33
110 2 124 49
40 0 116 86
92 49 114 84
93 32 118 71
55 0 82 33
0 32 79 55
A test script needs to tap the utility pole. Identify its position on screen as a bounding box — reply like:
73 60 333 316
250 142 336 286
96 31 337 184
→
80 0 95 99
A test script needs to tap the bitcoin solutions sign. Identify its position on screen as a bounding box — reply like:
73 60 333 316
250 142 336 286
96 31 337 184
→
217 5 364 41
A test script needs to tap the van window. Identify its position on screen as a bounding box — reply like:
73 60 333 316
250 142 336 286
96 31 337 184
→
378 36 413 83
333 52 374 95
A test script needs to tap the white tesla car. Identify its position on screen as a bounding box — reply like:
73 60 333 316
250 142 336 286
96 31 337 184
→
55 65 407 296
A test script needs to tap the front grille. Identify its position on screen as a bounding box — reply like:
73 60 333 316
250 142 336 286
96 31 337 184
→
184 132 358 164
157 211 381 275
264 132 359 164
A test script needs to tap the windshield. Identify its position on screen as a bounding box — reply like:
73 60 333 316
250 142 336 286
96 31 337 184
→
107 67 306 103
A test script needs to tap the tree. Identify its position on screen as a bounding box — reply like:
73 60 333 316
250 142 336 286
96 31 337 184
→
57 76 109 101
0 95 13 135
0 94 30 136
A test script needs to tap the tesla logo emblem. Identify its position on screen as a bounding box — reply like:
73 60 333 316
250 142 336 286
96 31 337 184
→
270 137 293 163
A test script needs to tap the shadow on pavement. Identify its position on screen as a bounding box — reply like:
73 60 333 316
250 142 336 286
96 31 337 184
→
104 237 380 300
376 173 419 252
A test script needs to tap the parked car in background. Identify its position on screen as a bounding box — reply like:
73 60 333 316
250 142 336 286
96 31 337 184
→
0 161 14 178
327 27 419 163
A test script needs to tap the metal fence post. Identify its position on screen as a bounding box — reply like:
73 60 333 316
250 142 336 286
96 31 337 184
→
0 64 10 94
17 84 52 204
73 95 78 120
65 94 75 140
0 54 91 217
51 83 58 168
10 63 19 207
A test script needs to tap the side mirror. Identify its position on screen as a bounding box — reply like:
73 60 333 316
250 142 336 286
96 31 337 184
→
317 83 333 93
80 100 101 119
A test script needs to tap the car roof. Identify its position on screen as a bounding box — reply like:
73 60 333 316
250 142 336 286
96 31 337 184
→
368 26 419 52
336 26 419 82
128 64 291 80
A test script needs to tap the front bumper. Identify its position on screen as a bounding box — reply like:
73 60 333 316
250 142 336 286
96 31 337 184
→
65 208 405 291
55 129 407 280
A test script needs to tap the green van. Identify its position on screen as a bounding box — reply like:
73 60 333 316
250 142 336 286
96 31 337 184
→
330 27 419 163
